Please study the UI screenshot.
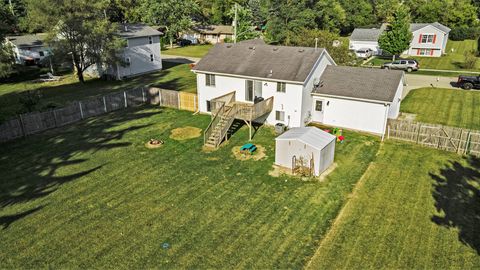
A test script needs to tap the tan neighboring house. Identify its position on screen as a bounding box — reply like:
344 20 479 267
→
182 25 234 44
5 34 51 65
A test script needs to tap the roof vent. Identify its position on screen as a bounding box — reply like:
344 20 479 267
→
249 46 256 50
298 49 305 53
273 47 278 51
226 44 232 48
267 70 273 78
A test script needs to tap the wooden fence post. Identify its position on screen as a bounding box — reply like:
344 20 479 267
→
18 114 26 137
79 101 84 119
124 91 128 108
103 96 108 113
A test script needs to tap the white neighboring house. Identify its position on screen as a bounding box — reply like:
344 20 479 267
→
311 66 404 135
349 22 451 57
182 25 234 44
87 24 163 80
193 41 405 148
5 34 51 65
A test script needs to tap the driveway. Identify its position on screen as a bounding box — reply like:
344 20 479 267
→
162 54 201 64
403 74 458 98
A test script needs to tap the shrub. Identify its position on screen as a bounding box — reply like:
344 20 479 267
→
463 50 478 69
450 26 480 41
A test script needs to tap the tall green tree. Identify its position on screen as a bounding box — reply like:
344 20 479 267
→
136 0 198 48
228 4 259 42
371 0 401 22
24 0 124 83
339 0 376 33
378 6 413 60
314 0 346 33
0 1 16 78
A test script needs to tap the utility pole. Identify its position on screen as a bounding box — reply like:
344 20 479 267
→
233 3 237 43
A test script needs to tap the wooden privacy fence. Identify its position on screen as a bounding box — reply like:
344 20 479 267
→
387 119 480 156
0 87 198 143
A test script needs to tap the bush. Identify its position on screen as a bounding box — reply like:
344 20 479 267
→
450 26 480 41
463 50 478 69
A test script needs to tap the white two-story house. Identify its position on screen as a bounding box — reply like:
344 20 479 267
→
193 41 404 147
349 22 451 57
87 24 163 80
5 34 51 65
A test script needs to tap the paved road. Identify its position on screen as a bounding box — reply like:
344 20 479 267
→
403 74 458 98
162 54 201 64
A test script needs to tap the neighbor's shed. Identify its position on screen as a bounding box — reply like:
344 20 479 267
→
275 127 336 176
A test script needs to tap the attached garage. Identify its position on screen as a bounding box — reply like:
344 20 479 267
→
275 127 336 176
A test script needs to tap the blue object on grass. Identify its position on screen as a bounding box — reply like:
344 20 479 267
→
240 143 254 151
162 242 170 249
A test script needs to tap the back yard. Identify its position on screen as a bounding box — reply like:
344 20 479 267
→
307 141 480 269
162 44 213 58
368 40 480 72
0 61 196 121
0 107 379 268
401 87 480 130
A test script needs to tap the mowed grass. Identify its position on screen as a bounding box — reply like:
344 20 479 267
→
163 44 213 58
0 107 379 268
367 40 480 71
307 141 480 269
0 61 196 120
401 87 480 129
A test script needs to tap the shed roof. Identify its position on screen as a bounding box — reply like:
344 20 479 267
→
312 65 403 103
276 127 336 150
192 42 326 83
6 34 47 47
117 23 162 39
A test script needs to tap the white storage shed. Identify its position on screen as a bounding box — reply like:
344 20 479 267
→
275 127 336 176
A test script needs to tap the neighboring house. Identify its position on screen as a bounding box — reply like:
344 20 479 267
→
193 42 405 147
87 23 162 80
349 22 451 57
311 66 404 135
182 25 234 44
5 34 51 65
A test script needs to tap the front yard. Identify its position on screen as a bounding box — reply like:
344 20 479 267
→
0 61 196 120
367 40 480 71
0 107 379 268
307 141 480 269
401 87 480 130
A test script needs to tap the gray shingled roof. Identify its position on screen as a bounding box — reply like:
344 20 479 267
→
6 34 47 47
193 25 234 35
312 66 403 103
193 43 325 82
410 22 451 33
117 24 162 39
276 127 336 151
350 28 384 42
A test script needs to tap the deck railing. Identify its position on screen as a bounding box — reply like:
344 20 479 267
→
235 97 274 121
204 102 225 145
211 91 236 117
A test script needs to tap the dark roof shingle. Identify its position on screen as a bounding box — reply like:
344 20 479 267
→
410 22 451 33
117 24 162 39
193 43 326 82
6 34 47 47
312 66 403 102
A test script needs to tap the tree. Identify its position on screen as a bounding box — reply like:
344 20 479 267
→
378 6 413 60
0 1 16 78
136 0 198 48
314 0 346 33
339 0 376 34
24 0 125 83
289 28 356 65
228 4 259 42
371 0 401 22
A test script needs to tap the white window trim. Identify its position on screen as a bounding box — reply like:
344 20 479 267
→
206 74 216 87
275 110 285 121
420 33 435 44
277 82 286 93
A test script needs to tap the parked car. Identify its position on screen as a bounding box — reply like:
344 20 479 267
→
177 39 192 47
457 75 480 90
382 59 419 72
355 48 373 59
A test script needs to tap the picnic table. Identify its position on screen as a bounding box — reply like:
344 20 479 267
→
240 143 257 154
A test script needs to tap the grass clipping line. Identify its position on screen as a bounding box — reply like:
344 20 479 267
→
170 126 202 141
232 145 266 161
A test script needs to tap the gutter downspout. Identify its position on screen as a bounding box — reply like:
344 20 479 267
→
381 103 390 141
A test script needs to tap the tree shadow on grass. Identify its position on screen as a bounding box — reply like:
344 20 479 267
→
0 108 158 209
0 206 44 230
430 156 480 254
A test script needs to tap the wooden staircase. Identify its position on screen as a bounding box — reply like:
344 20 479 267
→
204 105 236 148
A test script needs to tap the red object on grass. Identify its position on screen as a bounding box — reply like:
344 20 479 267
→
338 135 345 141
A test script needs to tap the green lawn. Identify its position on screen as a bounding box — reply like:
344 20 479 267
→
0 107 380 268
163 44 213 58
0 61 196 120
401 87 480 130
366 40 480 72
307 141 480 269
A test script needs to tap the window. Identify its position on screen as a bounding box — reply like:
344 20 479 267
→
275 111 285 121
246 80 254 101
277 82 286 93
418 49 432 56
206 74 215 86
206 100 211 112
400 60 407 65
39 51 44 57
125 57 131 66
150 54 154 62
315 100 323 112
148 36 153 44
420 34 435 44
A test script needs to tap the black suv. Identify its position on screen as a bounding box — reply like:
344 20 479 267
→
457 75 480 90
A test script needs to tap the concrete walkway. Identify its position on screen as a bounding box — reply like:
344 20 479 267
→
162 54 201 64
403 74 458 98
